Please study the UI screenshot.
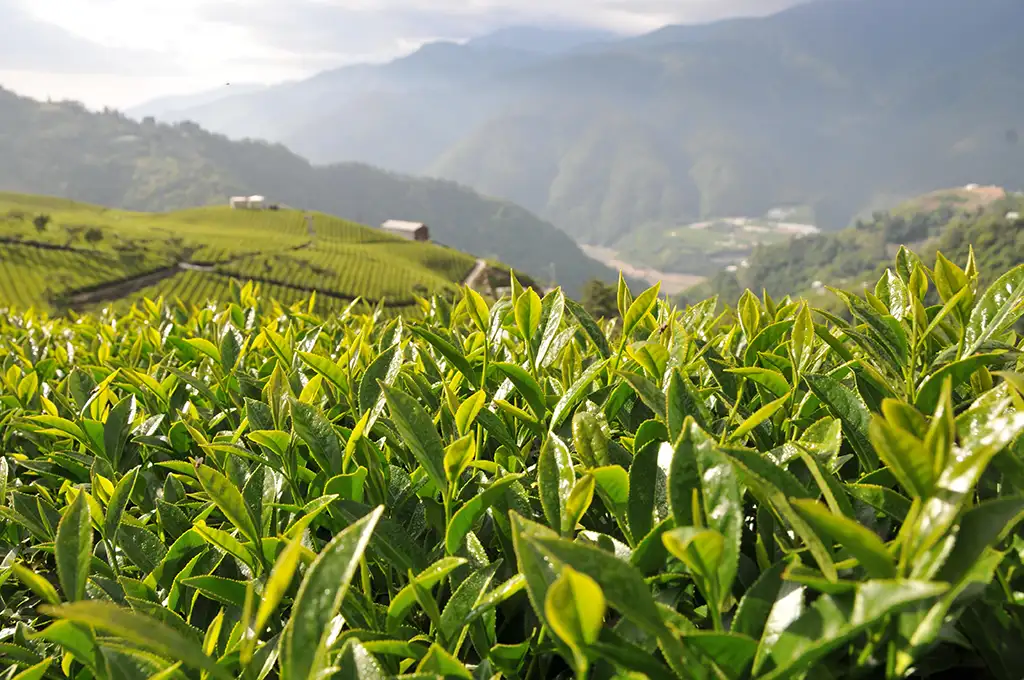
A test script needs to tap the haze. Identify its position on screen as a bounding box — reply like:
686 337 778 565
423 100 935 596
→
1 0 810 108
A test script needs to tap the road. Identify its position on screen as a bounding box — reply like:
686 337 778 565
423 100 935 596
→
463 259 488 289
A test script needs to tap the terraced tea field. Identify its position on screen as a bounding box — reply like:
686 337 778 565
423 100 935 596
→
0 192 481 312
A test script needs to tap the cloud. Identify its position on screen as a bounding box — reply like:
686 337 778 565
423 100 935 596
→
198 0 814 67
0 0 814 106
0 0 178 74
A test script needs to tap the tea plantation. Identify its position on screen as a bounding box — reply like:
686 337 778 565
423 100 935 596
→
0 193 479 313
1 246 1024 679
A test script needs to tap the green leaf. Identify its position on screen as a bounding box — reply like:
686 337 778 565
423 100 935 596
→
573 411 612 468
104 466 139 545
550 359 607 431
726 367 790 399
443 434 476 486
41 601 230 679
538 434 575 536
30 620 100 673
663 527 725 606
963 263 1024 355
732 560 788 640
668 421 702 528
565 297 611 358
387 557 468 628
915 352 1009 413
55 491 92 602
763 581 947 680
791 303 814 370
298 351 349 394
251 529 305 648
12 563 60 605
261 327 293 367
591 465 629 532
617 370 666 421
680 631 758 680
535 288 566 367
666 370 712 436
446 474 524 555
195 463 262 547
336 640 388 680
867 417 933 499
439 561 500 645
515 287 543 340
179 575 248 608
527 527 668 637
25 415 87 443
623 282 661 339
382 385 448 496
790 500 896 579
627 441 661 542
804 374 877 470
280 505 382 680
103 395 136 469
455 390 486 437
492 362 547 419
731 391 790 442
545 566 606 652
417 643 472 679
325 468 368 504
564 474 596 534
936 497 1024 585
463 286 490 331
290 398 343 476
10 659 52 680
185 338 221 364
410 327 480 389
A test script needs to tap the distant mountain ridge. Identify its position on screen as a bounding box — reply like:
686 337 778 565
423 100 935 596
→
0 88 615 296
134 0 1024 267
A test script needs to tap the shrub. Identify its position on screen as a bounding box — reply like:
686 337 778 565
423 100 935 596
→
1 248 1023 679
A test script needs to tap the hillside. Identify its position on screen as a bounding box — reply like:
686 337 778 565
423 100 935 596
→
141 0 1024 259
684 187 1024 306
0 88 615 297
0 192 500 313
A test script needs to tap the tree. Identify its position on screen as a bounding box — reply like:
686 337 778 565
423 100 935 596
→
84 227 104 244
581 279 618 320
33 214 50 232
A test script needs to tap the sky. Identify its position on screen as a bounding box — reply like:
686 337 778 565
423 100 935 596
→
0 0 810 110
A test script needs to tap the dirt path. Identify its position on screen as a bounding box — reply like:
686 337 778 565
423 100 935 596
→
462 259 488 289
61 265 182 307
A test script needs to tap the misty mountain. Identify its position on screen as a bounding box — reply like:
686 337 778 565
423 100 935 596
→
464 26 621 53
128 83 270 121
140 0 1024 258
0 88 615 296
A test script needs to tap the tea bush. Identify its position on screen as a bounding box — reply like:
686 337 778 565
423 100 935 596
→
1 247 1023 679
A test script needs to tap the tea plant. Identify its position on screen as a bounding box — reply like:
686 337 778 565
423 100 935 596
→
1 247 1024 679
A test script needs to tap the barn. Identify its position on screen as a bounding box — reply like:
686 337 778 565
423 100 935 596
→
381 219 429 242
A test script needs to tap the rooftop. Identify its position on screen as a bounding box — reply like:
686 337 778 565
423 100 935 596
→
382 219 427 232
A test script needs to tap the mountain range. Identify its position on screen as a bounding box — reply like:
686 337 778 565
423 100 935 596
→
129 0 1024 259
0 87 614 296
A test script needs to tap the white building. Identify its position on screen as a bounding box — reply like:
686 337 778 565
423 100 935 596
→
230 195 267 210
381 219 430 242
1007 211 1021 221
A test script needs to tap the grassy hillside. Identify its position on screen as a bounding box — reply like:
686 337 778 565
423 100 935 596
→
0 88 615 297
684 188 1024 307
146 0 1024 252
0 192 485 313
